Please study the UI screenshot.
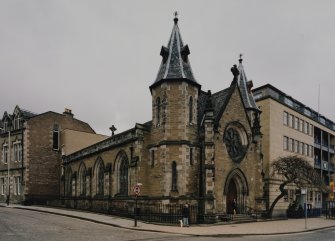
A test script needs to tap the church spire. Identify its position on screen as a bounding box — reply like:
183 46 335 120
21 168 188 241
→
151 13 199 88
237 55 260 112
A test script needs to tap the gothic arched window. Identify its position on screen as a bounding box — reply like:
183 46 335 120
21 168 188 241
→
171 161 177 191
96 161 104 196
189 96 193 124
65 168 72 197
79 164 86 196
156 97 161 126
119 157 128 195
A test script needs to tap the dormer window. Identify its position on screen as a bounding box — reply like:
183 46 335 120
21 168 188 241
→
181 45 190 63
160 46 169 64
3 121 8 132
13 116 22 130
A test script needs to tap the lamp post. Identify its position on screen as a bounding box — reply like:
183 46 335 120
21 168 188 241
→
0 127 10 205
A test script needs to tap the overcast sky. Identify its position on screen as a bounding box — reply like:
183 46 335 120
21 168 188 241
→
1 0 334 135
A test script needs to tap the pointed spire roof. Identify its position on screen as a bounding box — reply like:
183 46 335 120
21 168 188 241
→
237 55 260 112
151 13 199 90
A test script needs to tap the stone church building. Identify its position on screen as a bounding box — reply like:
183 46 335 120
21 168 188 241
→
62 16 265 219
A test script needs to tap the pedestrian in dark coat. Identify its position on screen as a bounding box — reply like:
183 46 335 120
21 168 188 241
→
182 204 190 227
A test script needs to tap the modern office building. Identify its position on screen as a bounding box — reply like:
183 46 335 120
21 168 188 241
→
253 84 335 216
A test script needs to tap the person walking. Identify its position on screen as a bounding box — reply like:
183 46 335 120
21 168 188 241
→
182 204 190 227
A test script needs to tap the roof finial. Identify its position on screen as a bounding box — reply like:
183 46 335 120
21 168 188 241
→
174 11 179 24
239 53 243 63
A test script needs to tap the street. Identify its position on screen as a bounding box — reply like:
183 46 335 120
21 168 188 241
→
0 207 334 241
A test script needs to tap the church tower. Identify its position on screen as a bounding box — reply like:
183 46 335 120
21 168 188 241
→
149 14 201 198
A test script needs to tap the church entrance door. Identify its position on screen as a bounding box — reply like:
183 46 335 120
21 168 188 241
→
226 179 237 214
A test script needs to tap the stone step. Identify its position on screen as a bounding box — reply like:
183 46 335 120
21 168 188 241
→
230 214 256 223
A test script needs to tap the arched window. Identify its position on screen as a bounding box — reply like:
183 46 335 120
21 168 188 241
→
65 168 72 197
156 97 161 126
115 151 129 196
79 164 86 196
171 161 177 191
96 161 104 196
119 157 128 195
189 96 193 124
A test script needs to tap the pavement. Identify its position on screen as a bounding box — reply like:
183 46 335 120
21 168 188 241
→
1 204 335 237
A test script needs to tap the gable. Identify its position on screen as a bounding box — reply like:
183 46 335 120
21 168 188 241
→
216 85 252 133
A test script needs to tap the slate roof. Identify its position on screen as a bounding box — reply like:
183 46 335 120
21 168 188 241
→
237 58 260 112
197 84 235 129
212 87 234 124
152 16 199 88
20 108 37 119
197 90 209 127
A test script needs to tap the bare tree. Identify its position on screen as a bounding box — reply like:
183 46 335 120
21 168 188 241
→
268 155 327 218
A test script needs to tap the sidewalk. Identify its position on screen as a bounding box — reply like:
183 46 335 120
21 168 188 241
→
1 204 334 236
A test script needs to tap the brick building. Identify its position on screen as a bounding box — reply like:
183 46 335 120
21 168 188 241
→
0 106 101 204
61 16 265 219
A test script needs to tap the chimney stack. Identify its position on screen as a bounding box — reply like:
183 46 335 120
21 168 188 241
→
63 108 74 117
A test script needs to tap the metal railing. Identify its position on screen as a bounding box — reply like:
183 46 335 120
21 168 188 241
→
49 196 199 224
326 201 335 219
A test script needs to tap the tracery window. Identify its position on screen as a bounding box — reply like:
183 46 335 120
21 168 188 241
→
119 157 128 195
65 168 72 197
79 165 87 196
96 161 104 196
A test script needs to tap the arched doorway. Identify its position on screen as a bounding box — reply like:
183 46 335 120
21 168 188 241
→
224 169 249 214
226 179 237 214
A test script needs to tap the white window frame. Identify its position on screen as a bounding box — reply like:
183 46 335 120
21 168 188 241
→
2 144 8 164
0 177 5 195
13 176 21 195
13 116 21 130
13 141 22 162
